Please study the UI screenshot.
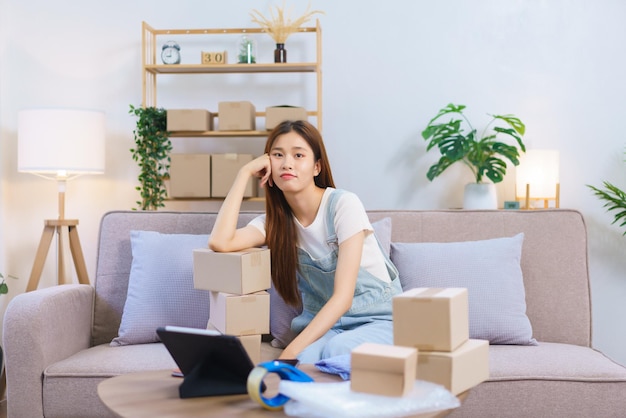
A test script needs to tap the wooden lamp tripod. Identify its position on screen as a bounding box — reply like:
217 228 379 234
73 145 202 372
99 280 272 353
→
25 176 90 291
18 109 106 292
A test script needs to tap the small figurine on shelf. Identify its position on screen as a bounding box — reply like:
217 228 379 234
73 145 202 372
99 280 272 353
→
238 35 257 64
250 2 324 63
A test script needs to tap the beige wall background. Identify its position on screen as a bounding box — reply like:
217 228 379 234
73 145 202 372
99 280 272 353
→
1 0 625 364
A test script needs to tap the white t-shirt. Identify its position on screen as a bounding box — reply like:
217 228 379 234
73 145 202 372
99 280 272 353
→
248 188 391 282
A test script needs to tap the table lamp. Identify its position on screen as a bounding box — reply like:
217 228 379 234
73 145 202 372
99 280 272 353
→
515 149 560 209
18 108 106 291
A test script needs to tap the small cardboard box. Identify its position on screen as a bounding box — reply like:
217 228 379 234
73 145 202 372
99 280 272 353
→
265 106 308 130
208 291 270 336
350 343 418 397
211 153 255 198
218 101 256 131
417 339 489 395
166 109 212 132
237 334 262 365
168 154 211 198
193 247 271 294
393 288 469 352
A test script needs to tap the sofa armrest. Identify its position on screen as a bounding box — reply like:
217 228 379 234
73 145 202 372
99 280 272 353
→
3 284 94 418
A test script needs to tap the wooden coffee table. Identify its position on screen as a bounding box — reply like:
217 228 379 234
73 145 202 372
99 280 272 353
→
98 365 460 417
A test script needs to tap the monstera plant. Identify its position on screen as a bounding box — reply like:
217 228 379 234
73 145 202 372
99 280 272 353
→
422 103 526 184
421 103 527 209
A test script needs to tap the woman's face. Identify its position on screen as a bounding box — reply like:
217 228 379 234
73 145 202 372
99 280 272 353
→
269 131 320 194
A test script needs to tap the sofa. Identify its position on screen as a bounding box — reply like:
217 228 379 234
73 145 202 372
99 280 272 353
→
4 209 626 417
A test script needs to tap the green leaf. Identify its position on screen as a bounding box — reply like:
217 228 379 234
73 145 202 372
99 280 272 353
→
492 114 526 136
0 282 7 295
420 104 526 184
426 103 466 125
588 182 626 234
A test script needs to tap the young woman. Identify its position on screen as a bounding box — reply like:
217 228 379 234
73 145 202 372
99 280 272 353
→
209 120 402 363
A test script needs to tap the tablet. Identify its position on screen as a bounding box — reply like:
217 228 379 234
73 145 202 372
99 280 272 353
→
156 325 260 398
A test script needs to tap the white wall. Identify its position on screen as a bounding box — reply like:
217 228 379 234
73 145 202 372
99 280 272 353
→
1 0 625 364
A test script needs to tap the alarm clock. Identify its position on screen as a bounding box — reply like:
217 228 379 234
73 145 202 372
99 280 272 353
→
161 41 181 65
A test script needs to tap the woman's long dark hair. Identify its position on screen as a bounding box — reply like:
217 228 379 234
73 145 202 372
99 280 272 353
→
264 120 335 307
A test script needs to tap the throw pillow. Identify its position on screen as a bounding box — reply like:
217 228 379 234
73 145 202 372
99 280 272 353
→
269 217 394 348
372 217 392 257
390 234 537 345
111 231 211 346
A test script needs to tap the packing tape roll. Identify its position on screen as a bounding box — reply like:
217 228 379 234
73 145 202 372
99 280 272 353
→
247 361 314 410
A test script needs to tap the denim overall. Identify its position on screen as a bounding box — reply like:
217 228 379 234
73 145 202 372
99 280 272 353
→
291 189 403 363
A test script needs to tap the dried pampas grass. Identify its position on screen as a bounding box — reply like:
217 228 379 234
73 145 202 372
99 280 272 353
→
250 2 324 44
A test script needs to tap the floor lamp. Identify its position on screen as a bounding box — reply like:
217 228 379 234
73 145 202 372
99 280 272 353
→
18 109 106 291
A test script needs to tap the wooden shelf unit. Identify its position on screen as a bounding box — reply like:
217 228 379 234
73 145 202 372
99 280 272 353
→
141 21 323 133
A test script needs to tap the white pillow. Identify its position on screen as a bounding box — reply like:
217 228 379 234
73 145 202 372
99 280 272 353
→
390 233 537 345
111 231 211 346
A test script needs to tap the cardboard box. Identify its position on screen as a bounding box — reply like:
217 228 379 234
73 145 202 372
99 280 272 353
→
218 101 256 131
211 153 255 198
168 154 211 198
238 334 262 365
166 109 212 132
417 339 489 395
265 106 308 130
208 291 270 336
350 343 418 397
193 247 271 294
205 323 261 363
393 288 469 352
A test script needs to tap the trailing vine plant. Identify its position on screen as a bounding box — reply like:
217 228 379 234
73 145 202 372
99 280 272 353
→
129 105 171 211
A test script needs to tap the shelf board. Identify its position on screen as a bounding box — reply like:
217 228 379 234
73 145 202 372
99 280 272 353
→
165 197 265 202
145 62 318 74
169 130 269 137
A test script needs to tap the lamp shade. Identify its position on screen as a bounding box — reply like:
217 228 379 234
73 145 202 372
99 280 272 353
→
18 109 106 176
515 149 560 198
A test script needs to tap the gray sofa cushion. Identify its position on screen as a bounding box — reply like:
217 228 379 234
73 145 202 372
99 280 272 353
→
111 231 211 346
391 234 536 345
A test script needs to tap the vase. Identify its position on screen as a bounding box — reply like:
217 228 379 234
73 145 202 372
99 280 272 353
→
463 183 498 209
237 35 256 64
274 43 287 63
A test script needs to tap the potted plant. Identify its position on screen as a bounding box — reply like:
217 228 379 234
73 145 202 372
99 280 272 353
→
129 105 171 211
0 273 17 295
421 103 526 209
588 149 626 234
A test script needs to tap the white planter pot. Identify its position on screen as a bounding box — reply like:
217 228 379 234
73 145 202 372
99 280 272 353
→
463 183 497 209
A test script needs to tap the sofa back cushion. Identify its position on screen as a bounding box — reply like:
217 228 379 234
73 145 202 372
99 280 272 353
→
92 209 591 348
92 210 261 346
367 209 591 347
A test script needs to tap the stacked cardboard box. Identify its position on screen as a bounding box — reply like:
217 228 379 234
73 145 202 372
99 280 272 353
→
167 153 256 199
265 105 308 130
166 109 213 132
218 101 256 131
350 287 489 397
193 247 271 364
351 343 418 397
169 154 212 198
211 154 255 198
393 288 489 395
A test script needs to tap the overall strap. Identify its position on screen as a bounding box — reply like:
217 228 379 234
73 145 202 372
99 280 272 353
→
324 189 346 245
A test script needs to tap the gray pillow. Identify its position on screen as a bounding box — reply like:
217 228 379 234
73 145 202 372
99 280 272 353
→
269 218 393 348
111 231 210 346
390 233 537 346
